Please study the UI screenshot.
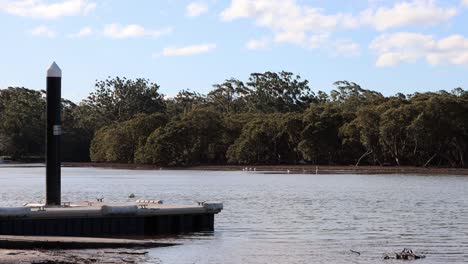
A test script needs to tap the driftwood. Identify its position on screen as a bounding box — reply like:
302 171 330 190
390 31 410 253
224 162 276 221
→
383 248 426 260
104 251 148 255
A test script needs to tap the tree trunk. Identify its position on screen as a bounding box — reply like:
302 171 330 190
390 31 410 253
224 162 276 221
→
395 157 400 166
454 143 465 168
355 150 373 167
423 153 437 168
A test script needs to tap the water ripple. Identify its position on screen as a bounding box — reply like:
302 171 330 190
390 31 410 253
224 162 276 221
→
0 167 467 263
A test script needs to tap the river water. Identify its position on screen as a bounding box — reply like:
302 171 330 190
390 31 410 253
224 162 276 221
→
0 166 467 264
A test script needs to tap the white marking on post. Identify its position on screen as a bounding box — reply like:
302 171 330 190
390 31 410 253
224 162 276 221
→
53 125 62 136
47 62 62 78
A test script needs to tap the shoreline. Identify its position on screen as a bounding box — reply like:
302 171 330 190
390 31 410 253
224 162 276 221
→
0 249 153 264
63 162 468 175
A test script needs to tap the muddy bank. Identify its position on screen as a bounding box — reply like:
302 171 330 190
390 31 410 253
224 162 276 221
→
64 162 468 175
0 249 157 264
0 236 176 250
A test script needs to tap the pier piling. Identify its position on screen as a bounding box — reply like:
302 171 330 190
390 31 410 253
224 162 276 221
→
46 62 62 206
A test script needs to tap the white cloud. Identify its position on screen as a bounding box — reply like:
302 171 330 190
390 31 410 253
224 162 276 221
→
361 0 458 31
30 25 56 38
246 38 269 50
309 33 330 49
68 26 92 38
103 24 173 39
0 0 96 19
462 0 468 6
220 0 459 49
220 0 354 46
186 2 208 17
310 34 360 57
370 32 468 66
162 43 217 56
334 39 361 57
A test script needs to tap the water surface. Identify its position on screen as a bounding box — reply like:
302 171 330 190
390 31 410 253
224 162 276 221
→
0 166 467 264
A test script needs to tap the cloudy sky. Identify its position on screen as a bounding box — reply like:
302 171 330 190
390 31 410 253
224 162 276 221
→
0 0 467 102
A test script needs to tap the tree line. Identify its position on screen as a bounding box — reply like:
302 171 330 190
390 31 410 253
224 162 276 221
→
0 72 467 167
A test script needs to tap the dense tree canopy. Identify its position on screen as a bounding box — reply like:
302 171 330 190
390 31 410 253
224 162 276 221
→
0 88 44 159
84 77 165 125
90 113 168 163
0 73 467 168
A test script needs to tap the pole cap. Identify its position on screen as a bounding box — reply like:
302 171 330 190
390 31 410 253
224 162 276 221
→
47 62 62 78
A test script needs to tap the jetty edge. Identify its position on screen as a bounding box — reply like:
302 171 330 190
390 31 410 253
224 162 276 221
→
0 200 222 237
0 62 223 238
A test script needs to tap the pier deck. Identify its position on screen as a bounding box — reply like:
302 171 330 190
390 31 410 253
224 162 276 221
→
0 201 222 237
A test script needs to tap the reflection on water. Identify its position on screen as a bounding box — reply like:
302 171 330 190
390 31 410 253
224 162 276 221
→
0 166 467 264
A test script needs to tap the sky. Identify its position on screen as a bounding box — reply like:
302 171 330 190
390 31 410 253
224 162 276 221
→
0 0 467 102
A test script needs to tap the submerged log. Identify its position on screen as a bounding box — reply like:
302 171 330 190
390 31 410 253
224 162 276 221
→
383 248 426 260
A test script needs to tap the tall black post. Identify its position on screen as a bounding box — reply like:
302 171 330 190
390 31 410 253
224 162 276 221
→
46 62 62 206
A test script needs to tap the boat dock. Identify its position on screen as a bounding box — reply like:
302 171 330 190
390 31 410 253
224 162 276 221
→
0 201 222 237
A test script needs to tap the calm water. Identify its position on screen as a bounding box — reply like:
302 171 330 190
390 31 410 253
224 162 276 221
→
0 166 467 264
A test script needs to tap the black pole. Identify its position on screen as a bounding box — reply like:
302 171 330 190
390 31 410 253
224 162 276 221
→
46 62 62 206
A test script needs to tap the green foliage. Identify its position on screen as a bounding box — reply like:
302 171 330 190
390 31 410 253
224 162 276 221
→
208 71 314 114
0 88 45 159
341 105 382 165
85 77 165 124
227 118 281 164
209 79 249 113
245 71 314 113
227 113 304 164
1 72 467 168
407 93 468 167
71 77 167 162
379 103 417 165
298 105 344 164
166 90 206 117
90 113 168 163
140 108 224 166
61 99 93 161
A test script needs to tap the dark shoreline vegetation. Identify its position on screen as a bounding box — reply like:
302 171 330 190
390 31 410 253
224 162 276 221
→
0 72 467 168
62 163 468 175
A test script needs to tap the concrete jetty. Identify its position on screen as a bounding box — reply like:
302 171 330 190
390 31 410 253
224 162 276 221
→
0 200 222 237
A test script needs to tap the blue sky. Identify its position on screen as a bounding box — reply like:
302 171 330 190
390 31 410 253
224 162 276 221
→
0 0 467 102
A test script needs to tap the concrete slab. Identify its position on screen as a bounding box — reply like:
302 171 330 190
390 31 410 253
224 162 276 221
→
20 201 223 218
0 201 222 237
